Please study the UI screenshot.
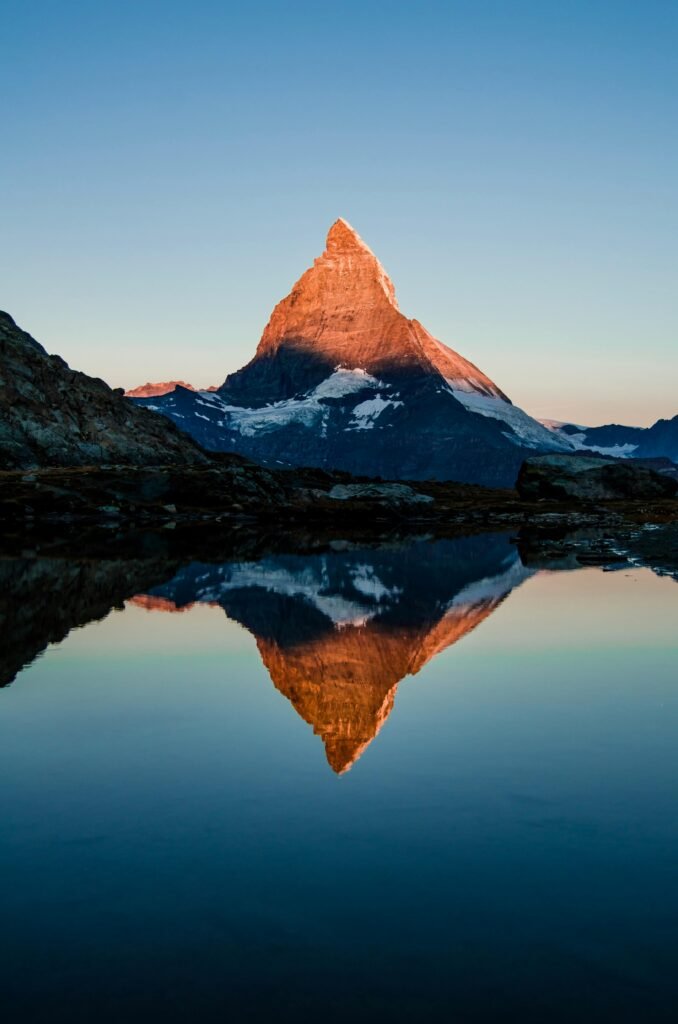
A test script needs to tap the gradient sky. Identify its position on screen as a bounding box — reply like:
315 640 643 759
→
2 0 676 425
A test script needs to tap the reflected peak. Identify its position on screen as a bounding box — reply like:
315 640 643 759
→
133 537 532 773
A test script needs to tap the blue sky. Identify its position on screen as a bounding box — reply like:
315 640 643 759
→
2 0 676 425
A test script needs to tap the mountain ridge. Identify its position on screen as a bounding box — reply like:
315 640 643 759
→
0 311 208 470
125 381 218 398
541 417 678 463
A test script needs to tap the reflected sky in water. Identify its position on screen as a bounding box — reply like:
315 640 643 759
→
1 535 677 1022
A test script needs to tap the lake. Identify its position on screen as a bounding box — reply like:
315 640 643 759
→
1 532 677 1021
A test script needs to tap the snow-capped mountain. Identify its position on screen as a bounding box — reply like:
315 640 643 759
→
133 219 572 486
541 417 678 464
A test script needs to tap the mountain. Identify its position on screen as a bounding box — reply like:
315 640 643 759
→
541 417 678 464
132 534 532 773
634 415 678 463
125 381 218 398
133 219 572 487
0 311 208 469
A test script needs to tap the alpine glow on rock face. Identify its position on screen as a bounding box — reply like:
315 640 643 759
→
230 218 508 401
134 219 571 486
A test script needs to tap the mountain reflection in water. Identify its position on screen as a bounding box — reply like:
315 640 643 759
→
133 535 530 772
2 529 678 1023
0 533 531 772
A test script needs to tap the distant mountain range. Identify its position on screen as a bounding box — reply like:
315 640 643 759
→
132 219 577 487
541 417 678 464
125 381 218 398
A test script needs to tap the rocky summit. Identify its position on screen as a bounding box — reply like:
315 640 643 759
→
134 219 572 486
0 312 208 469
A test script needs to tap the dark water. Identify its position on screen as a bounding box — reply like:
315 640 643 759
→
1 532 677 1022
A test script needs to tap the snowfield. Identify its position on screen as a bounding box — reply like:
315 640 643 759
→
448 386 574 451
142 366 585 460
349 395 403 430
185 368 384 437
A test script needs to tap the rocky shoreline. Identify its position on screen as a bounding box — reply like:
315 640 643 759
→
1 459 677 579
1 460 677 531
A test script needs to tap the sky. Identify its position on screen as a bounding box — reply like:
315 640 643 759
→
1 0 676 426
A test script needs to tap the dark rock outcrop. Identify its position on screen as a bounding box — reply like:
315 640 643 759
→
326 482 434 506
0 312 208 469
0 461 288 525
517 454 678 502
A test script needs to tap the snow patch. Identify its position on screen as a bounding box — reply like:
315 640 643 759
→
194 560 382 629
451 555 533 608
348 395 403 430
560 432 638 458
182 368 384 438
448 388 573 451
313 367 381 399
350 564 403 602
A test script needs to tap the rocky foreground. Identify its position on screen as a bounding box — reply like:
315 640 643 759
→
1 449 676 548
0 311 207 468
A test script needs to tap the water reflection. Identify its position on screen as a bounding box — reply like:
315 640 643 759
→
0 555 179 688
130 535 531 772
0 534 529 771
2 529 678 1022
3 528 674 772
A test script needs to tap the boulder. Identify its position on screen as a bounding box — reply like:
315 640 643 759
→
517 454 678 502
328 483 434 506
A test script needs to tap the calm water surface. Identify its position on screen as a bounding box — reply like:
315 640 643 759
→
1 533 677 1022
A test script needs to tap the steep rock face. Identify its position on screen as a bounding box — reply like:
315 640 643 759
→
223 218 507 405
135 221 571 486
0 312 208 469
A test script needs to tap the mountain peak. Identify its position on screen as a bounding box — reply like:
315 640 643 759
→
225 219 510 403
325 217 372 255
